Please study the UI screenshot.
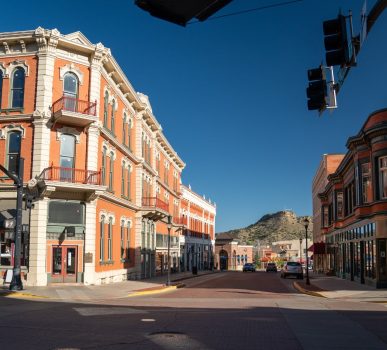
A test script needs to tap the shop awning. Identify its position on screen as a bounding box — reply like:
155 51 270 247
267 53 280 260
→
309 242 326 254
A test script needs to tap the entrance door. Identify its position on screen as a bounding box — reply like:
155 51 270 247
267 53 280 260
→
219 250 228 270
51 246 77 283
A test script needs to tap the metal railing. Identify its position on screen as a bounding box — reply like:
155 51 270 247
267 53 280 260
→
39 166 101 185
142 197 169 212
52 96 97 116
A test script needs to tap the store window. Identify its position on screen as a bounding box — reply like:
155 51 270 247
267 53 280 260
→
48 201 85 225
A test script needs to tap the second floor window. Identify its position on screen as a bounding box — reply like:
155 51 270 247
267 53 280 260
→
109 152 114 191
362 162 372 203
60 134 76 181
7 131 21 175
11 67 25 108
101 147 107 186
111 100 116 134
336 191 343 219
379 156 387 199
103 91 109 127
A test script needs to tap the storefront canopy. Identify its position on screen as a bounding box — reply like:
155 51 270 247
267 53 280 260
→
308 242 326 254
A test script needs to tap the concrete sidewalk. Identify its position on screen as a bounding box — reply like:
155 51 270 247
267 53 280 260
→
0 270 216 301
295 273 387 303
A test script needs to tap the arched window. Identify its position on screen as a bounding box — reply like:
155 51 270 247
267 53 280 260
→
63 73 78 112
11 68 25 108
100 215 105 262
0 70 3 109
126 222 131 260
103 91 109 127
121 220 125 259
127 165 131 200
60 134 76 181
111 100 116 134
101 146 107 186
109 151 114 191
7 131 22 174
108 217 113 261
122 114 127 146
121 162 126 196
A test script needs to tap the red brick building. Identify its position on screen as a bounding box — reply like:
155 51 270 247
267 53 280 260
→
318 109 387 287
0 28 216 286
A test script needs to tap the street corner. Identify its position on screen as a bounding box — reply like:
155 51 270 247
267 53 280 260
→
127 282 185 297
293 281 326 298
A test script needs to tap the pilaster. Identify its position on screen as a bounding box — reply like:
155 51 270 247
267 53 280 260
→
84 200 97 285
87 124 100 172
27 198 49 286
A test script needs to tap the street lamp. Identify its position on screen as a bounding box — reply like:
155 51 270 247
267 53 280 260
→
167 215 172 286
299 236 302 263
303 218 310 285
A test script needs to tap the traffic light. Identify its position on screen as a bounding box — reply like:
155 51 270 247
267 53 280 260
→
306 66 327 111
323 14 350 67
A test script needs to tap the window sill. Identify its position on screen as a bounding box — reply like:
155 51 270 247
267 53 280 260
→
0 108 24 114
99 260 115 266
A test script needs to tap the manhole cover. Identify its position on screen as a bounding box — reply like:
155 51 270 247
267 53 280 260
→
147 332 209 349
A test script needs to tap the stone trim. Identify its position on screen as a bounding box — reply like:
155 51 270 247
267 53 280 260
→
59 63 84 85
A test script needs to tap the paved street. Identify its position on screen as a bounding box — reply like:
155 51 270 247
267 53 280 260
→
1 271 387 349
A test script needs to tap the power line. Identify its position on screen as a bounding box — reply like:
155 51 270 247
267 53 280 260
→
187 0 303 25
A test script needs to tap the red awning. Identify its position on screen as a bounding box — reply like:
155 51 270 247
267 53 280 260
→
309 242 326 254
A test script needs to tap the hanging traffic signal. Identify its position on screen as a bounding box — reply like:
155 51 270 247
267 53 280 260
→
323 14 350 67
306 66 327 111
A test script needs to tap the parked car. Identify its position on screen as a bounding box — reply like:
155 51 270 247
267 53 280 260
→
281 262 303 279
266 262 278 272
242 263 256 272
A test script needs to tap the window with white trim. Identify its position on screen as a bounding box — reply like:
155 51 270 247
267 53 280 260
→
11 67 25 108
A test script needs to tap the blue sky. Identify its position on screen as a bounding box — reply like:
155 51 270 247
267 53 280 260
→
2 0 387 232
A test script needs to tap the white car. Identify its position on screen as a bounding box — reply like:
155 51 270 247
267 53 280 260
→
281 262 303 279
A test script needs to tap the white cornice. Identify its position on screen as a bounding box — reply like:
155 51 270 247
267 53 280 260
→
99 192 140 211
181 186 216 214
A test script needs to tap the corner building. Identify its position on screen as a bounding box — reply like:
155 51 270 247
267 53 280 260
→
318 109 387 288
0 28 215 286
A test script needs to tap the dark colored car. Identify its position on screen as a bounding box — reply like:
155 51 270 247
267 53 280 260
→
243 263 256 272
266 262 278 272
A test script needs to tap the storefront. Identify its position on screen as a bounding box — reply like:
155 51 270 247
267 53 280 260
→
46 200 85 283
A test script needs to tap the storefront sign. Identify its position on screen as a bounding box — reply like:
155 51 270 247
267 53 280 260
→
85 253 93 263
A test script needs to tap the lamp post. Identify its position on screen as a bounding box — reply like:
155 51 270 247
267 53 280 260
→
167 215 172 286
299 237 303 263
303 218 310 285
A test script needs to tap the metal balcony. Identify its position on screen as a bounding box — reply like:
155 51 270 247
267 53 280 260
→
142 197 169 221
52 96 97 127
40 166 101 185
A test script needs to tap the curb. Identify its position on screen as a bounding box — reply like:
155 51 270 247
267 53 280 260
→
293 281 326 298
127 282 185 297
0 290 50 299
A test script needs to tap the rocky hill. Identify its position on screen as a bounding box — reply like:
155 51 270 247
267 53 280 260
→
217 210 313 245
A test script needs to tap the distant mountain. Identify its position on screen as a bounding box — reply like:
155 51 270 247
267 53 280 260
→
216 210 313 245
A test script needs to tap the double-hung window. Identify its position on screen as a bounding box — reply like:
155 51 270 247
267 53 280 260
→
11 68 25 108
362 162 372 203
63 73 78 112
0 70 3 109
7 131 21 175
379 156 387 199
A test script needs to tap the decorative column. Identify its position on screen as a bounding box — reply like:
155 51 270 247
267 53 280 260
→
28 28 59 286
84 199 97 285
28 197 50 286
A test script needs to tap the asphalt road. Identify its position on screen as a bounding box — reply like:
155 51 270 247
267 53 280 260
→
1 271 387 350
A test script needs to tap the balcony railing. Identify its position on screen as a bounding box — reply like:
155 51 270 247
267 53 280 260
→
142 197 169 212
183 230 210 240
52 96 97 116
39 166 101 185
173 216 187 226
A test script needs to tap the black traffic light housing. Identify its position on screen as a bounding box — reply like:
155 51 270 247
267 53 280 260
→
306 66 327 111
323 14 350 67
134 0 232 26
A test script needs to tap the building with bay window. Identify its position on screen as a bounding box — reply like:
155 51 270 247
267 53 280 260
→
0 28 216 286
317 109 387 288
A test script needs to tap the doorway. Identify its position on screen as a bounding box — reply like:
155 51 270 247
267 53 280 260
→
219 250 228 270
51 246 77 283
